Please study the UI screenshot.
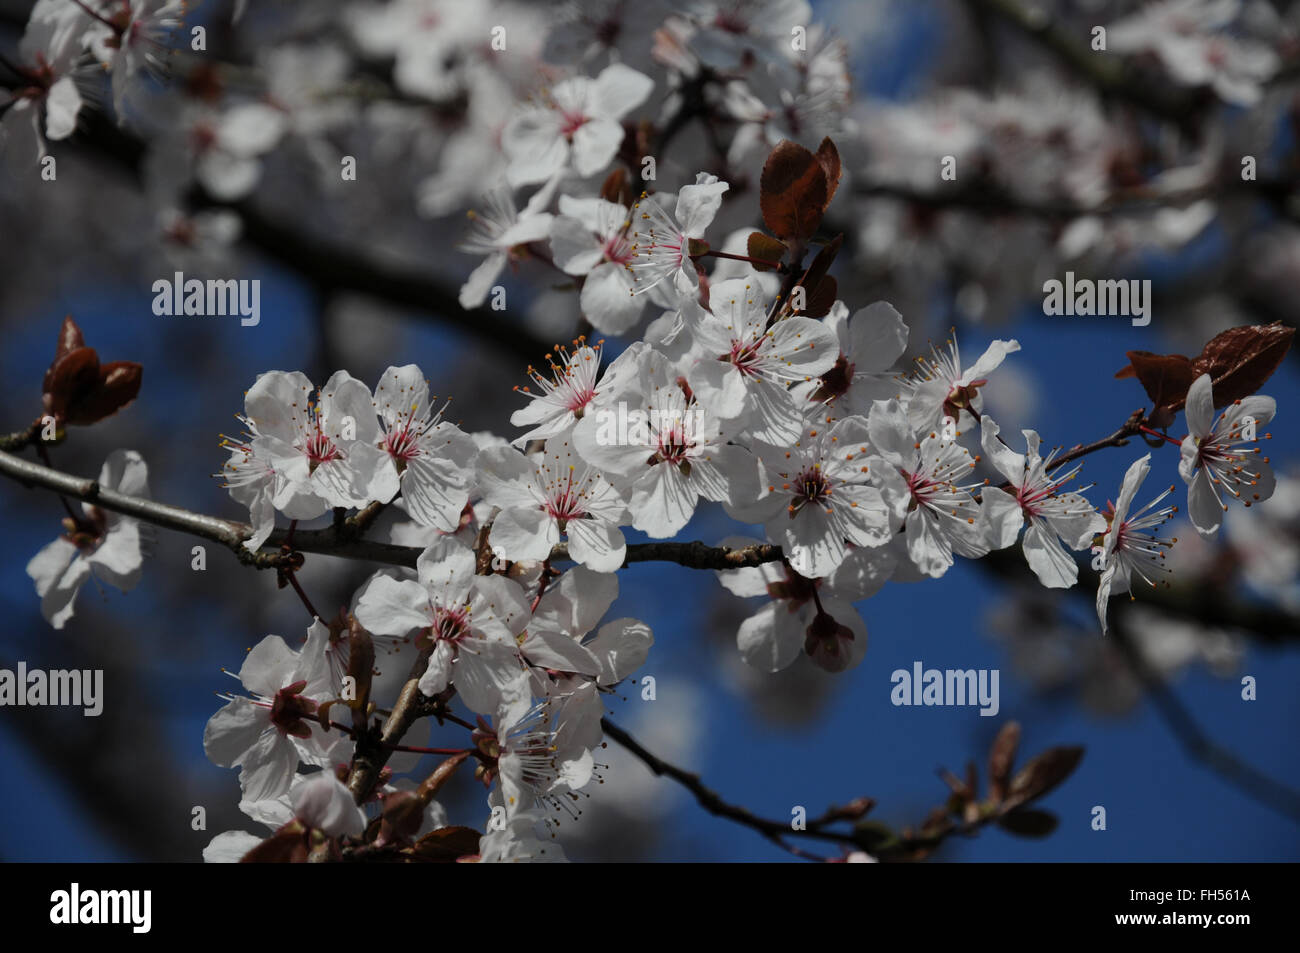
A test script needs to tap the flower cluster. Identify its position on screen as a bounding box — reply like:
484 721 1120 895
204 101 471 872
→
5 0 1294 865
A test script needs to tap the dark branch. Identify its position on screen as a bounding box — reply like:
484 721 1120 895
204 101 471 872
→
0 446 784 572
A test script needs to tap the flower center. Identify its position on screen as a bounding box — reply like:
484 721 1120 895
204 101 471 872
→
787 466 832 517
383 424 422 464
602 232 634 265
713 11 748 33
426 605 471 648
269 680 317 739
559 109 589 138
302 427 341 470
545 489 587 526
651 420 692 466
726 338 765 377
813 355 855 402
905 470 941 509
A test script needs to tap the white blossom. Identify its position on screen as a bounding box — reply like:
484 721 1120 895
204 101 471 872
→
27 449 149 629
502 63 653 186
1095 454 1179 634
979 417 1105 589
1178 372 1276 536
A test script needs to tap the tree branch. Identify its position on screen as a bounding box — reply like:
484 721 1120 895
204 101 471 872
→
346 647 433 804
0 70 553 368
550 539 783 570
601 716 1046 861
968 0 1205 125
600 716 862 857
0 446 785 572
855 177 1300 227
0 445 292 568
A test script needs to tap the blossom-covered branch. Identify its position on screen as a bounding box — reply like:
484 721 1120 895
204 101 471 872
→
4 0 1297 867
0 445 783 572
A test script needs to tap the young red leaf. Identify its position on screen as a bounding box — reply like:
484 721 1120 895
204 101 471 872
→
815 137 842 208
378 791 427 845
240 822 309 863
54 315 85 362
800 233 843 291
1004 745 1084 810
997 808 1059 838
417 751 471 802
988 721 1021 803
64 360 143 425
599 166 633 208
1115 350 1197 425
759 140 828 241
746 231 786 271
1189 322 1294 407
412 826 483 862
42 347 101 422
801 274 837 318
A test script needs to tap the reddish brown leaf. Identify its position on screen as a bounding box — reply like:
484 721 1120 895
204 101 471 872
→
64 361 143 425
42 347 100 419
241 823 309 863
746 231 786 271
988 721 1021 803
1190 323 1294 407
417 751 471 802
760 140 828 241
54 315 85 362
1116 324 1293 426
801 233 843 291
412 826 482 862
997 808 1059 838
1005 745 1084 810
379 791 427 845
815 137 842 208
599 167 633 208
41 319 144 427
802 274 837 318
1115 350 1196 425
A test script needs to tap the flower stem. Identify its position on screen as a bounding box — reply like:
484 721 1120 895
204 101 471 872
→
530 557 553 612
1138 425 1182 446
697 249 778 268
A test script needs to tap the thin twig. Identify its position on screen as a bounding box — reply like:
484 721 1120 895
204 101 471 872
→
600 716 860 856
601 717 1019 861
